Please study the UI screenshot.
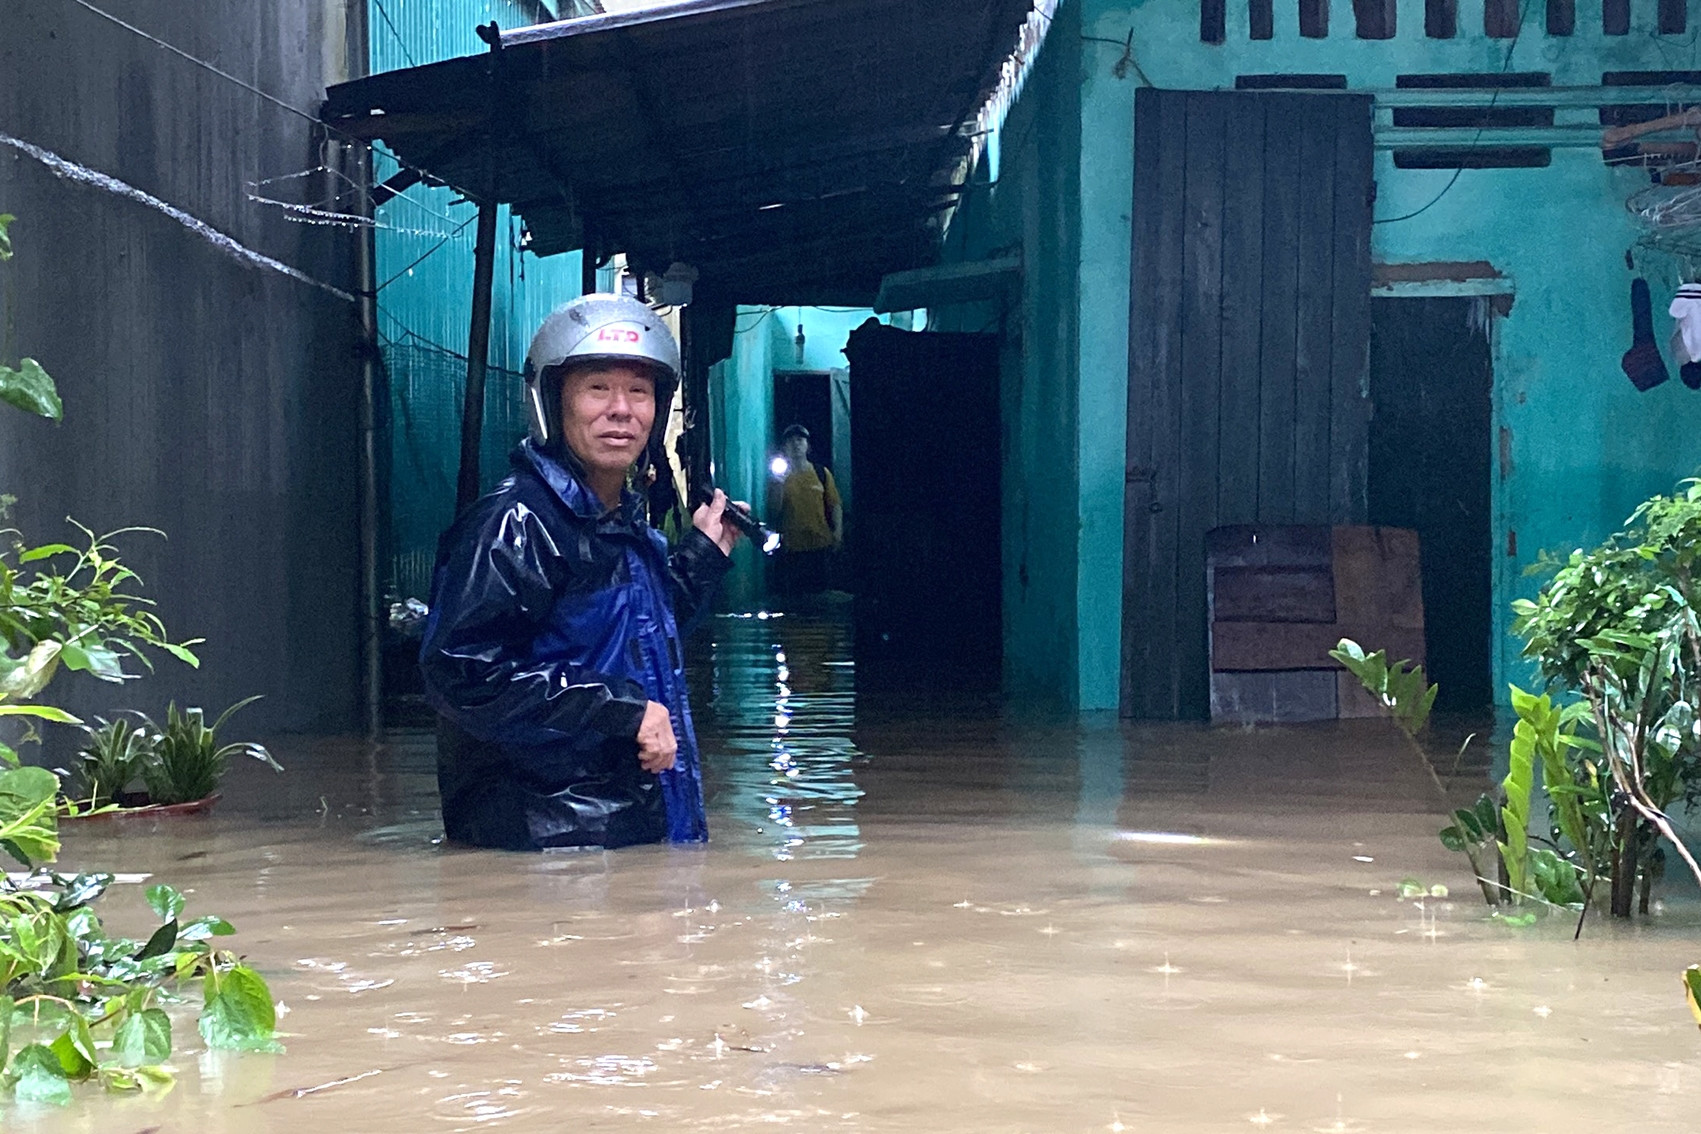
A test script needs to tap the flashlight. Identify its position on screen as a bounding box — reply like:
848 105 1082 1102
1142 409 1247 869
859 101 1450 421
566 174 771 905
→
696 488 781 555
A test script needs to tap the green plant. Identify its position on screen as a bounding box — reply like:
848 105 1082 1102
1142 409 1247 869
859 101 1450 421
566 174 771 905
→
0 215 61 423
1513 479 1701 917
69 716 156 807
0 521 203 767
0 767 280 1101
140 698 279 806
1330 639 1437 736
1334 640 1597 912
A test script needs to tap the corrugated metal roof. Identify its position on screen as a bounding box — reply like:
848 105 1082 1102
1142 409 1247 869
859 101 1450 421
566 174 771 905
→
323 0 1036 305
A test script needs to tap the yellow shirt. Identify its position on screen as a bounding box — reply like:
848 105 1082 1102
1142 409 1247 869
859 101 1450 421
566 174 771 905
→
775 463 841 552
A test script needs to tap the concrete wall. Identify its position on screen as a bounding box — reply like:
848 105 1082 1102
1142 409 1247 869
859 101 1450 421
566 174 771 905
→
938 0 1701 710
0 1 365 735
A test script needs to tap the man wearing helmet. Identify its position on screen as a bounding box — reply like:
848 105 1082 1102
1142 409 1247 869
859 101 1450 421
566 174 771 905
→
419 294 741 850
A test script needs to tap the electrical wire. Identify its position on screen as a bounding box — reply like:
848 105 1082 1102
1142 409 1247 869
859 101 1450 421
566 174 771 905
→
372 0 419 69
66 0 475 203
372 214 479 293
1373 0 1532 226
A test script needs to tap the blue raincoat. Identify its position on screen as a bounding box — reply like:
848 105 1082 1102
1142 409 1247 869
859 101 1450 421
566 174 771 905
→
419 440 730 850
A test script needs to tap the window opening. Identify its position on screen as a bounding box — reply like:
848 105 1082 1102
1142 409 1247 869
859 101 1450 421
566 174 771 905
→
1392 72 1553 171
1484 0 1521 36
1604 0 1629 35
1353 0 1396 37
1426 0 1458 38
1250 0 1275 40
1300 0 1330 38
1201 0 1226 43
1546 0 1574 35
1235 74 1349 90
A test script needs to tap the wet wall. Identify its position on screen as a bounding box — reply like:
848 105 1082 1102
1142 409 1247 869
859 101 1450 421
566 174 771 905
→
0 1 365 733
942 0 1701 710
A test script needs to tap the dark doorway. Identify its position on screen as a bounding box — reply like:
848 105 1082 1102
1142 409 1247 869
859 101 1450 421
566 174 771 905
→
1368 296 1494 712
773 370 835 470
1123 88 1375 719
844 322 1001 687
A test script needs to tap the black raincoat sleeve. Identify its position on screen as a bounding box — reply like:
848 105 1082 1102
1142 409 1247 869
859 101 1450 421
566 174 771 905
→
420 499 649 749
666 528 733 634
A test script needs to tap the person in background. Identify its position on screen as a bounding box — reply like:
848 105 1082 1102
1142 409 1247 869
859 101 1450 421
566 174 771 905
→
419 294 741 851
769 423 841 596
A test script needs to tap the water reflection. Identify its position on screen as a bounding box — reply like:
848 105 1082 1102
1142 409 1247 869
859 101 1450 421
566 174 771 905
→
700 612 867 865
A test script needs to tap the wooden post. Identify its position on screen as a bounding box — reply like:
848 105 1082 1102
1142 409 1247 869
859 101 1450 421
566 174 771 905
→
456 196 499 515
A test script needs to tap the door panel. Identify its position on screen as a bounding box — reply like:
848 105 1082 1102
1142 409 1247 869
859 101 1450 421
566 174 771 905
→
1123 89 1374 719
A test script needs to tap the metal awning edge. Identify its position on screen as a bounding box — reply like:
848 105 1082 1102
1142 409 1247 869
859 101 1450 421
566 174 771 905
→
874 255 1021 314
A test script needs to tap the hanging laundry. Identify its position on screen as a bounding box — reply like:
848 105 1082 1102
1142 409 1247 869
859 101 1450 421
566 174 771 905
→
1623 277 1670 392
1670 282 1701 388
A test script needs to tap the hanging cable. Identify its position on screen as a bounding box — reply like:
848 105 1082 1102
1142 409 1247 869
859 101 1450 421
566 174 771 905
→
372 214 479 294
66 0 476 203
1374 0 1532 226
372 0 419 69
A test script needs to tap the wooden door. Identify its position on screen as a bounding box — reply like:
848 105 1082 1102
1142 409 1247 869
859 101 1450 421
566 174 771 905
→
1122 89 1375 719
846 322 1001 687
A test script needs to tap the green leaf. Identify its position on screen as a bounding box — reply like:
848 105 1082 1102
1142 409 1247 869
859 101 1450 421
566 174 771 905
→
0 640 64 701
57 642 126 682
111 1008 171 1069
136 918 177 961
46 1015 95 1079
16 544 76 563
1498 911 1539 928
1685 967 1701 1030
0 994 10 1074
1453 808 1485 842
1473 795 1500 838
200 965 283 1053
1439 825 1466 853
10 1043 71 1105
52 872 113 912
0 359 62 422
160 641 201 668
0 704 80 724
145 884 185 922
178 916 235 942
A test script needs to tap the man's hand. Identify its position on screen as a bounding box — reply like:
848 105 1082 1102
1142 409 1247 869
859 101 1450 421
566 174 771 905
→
692 489 746 556
637 701 678 774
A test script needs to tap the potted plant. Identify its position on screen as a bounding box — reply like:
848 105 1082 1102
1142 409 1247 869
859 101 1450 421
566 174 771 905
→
65 697 281 817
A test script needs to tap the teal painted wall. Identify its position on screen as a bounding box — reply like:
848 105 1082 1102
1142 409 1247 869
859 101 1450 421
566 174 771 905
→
710 307 777 608
937 0 1701 710
369 0 585 598
933 1 1085 708
1078 0 1701 706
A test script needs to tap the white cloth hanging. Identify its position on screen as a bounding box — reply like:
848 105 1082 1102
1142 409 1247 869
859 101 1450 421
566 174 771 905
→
1670 283 1701 365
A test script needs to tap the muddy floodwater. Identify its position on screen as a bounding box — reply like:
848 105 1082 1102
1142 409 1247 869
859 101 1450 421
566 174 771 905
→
15 613 1700 1132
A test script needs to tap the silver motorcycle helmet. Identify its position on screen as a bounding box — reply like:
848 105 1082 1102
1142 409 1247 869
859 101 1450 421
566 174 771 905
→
522 292 681 453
